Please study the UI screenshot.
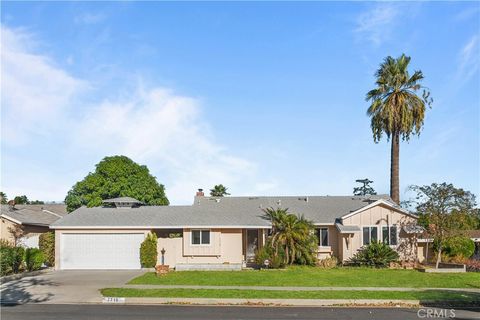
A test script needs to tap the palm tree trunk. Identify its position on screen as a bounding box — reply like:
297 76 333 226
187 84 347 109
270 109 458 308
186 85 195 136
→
390 132 400 204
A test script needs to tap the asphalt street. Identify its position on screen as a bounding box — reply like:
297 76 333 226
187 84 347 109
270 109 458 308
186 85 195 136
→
2 304 480 320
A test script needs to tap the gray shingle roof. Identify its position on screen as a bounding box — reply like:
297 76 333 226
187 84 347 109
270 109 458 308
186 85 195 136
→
1 205 67 226
335 223 361 233
51 195 393 229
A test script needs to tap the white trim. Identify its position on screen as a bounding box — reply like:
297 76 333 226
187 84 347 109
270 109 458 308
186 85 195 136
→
50 225 272 229
0 214 23 225
313 223 335 226
341 199 417 220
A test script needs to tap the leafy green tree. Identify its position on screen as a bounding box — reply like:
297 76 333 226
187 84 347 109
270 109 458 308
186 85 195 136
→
262 208 317 265
366 54 432 204
353 178 377 196
0 192 7 204
29 200 45 205
209 184 230 197
65 155 169 212
442 236 475 260
410 183 477 268
13 195 29 204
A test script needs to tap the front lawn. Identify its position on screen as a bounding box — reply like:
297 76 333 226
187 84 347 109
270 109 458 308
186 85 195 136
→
128 266 480 288
101 288 480 302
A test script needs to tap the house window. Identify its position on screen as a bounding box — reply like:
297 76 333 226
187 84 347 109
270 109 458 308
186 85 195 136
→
317 228 329 247
191 230 210 245
362 226 378 245
382 226 398 245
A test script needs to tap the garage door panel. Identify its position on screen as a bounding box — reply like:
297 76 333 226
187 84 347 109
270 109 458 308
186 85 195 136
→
61 233 145 269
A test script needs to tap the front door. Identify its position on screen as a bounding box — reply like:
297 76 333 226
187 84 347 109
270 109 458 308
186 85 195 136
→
246 229 259 263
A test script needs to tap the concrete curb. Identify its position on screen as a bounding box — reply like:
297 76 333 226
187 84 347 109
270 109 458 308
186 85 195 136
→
0 268 53 284
122 285 480 293
106 297 421 307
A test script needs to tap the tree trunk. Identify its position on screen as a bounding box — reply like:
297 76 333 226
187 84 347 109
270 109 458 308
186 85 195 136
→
436 245 442 269
390 133 400 204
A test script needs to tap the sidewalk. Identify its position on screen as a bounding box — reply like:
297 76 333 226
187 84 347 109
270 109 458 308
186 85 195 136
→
122 284 480 292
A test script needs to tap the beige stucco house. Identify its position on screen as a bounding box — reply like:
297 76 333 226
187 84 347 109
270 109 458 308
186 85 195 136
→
50 191 423 270
1 204 67 247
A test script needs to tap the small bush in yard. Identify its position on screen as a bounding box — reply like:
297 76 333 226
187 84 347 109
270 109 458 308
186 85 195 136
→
442 237 475 260
39 232 55 267
140 232 157 268
0 246 13 276
25 248 44 272
0 242 25 275
349 241 399 268
11 246 25 273
254 246 285 269
317 256 339 269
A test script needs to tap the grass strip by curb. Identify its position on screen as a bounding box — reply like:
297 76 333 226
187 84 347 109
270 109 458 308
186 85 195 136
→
101 288 480 302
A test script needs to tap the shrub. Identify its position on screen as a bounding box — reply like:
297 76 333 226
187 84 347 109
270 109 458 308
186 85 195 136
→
25 248 44 272
254 246 285 269
0 246 13 276
317 256 339 269
349 241 399 268
39 232 55 267
443 237 475 260
140 232 158 268
0 245 25 275
11 246 24 273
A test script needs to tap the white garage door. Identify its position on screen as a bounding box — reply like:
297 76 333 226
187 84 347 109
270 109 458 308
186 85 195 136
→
60 233 145 270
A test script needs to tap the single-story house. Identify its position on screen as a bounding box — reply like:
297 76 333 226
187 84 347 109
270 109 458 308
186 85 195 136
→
1 203 67 247
50 190 423 270
417 229 480 263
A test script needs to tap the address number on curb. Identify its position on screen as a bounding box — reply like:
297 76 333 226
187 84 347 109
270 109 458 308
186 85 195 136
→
103 297 126 303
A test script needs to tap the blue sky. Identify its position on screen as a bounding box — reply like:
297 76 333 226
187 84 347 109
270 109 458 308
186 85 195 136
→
1 2 479 204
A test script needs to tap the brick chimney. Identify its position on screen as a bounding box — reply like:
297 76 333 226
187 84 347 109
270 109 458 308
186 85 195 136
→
196 188 204 197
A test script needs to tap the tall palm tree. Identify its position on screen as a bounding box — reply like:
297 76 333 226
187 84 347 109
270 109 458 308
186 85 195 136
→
366 54 432 204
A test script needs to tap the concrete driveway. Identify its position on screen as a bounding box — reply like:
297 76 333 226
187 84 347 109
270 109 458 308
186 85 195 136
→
1 270 143 304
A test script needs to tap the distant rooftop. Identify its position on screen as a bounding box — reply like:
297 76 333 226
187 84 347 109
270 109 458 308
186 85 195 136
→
102 197 143 204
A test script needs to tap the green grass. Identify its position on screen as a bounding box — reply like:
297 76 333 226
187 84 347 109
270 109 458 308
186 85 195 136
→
101 288 480 302
128 266 480 288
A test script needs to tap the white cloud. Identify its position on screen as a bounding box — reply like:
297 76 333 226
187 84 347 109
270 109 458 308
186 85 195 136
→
74 87 257 203
457 35 479 83
1 25 257 204
1 26 86 145
354 4 399 46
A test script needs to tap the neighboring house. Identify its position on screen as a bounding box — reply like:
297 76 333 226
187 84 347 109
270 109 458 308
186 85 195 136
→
51 191 422 270
1 203 67 248
417 229 480 262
